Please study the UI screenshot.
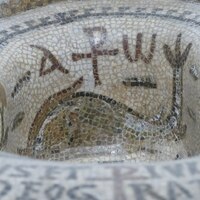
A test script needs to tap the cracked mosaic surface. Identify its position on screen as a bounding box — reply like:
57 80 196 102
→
0 1 200 200
0 0 199 164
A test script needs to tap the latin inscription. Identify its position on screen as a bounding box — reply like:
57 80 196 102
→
0 160 200 199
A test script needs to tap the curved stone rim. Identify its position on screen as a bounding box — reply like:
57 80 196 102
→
0 0 200 199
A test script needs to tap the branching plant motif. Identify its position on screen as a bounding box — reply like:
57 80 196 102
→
163 34 192 130
163 34 192 69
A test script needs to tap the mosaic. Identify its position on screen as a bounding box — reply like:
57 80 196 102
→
0 0 199 164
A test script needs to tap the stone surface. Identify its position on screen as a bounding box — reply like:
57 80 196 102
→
0 0 199 199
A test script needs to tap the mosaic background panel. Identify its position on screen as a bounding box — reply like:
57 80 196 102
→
0 0 200 200
0 0 199 163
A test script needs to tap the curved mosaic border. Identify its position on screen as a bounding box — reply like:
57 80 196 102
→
0 1 200 199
